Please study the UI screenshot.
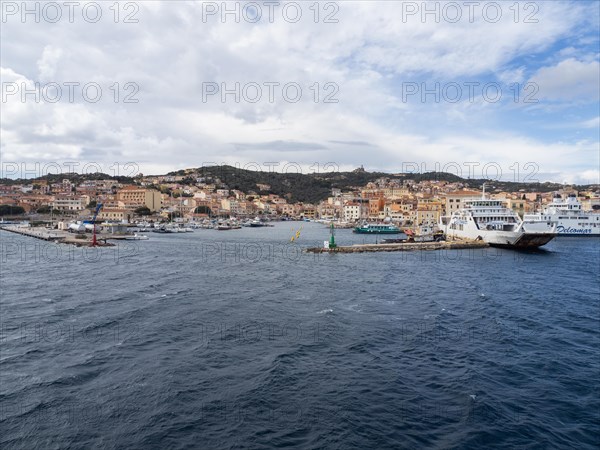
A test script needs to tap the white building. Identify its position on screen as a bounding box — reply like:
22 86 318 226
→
444 190 481 216
52 196 88 211
343 203 362 222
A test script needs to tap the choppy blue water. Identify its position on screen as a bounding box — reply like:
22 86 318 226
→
1 223 599 449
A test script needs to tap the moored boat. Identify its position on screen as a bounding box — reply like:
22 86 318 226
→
249 217 265 227
442 198 556 248
353 223 402 234
523 194 600 236
124 233 150 240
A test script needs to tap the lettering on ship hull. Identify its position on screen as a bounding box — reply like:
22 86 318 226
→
556 226 592 235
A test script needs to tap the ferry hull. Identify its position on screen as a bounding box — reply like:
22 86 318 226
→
488 232 556 249
447 228 557 248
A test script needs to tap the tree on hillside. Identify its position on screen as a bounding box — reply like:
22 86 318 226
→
0 205 25 216
194 206 212 215
135 206 153 216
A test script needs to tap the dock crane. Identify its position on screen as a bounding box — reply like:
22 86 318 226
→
91 203 103 246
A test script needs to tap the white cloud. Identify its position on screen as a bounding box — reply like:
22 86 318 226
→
581 117 600 129
529 58 600 101
0 1 598 183
36 45 63 81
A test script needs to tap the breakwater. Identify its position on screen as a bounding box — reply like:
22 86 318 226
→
306 240 488 253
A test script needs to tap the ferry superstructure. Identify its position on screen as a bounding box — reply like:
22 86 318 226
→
524 195 600 236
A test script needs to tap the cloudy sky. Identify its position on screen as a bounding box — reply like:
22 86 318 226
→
1 1 599 183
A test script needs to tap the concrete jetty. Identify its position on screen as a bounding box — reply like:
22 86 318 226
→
0 225 64 241
306 239 488 253
0 225 118 246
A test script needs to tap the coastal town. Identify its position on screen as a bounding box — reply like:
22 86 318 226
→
4 0 599 448
1 168 598 229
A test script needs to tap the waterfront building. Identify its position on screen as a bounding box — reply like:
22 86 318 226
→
17 194 53 212
52 195 88 211
317 203 339 220
343 202 362 222
581 196 600 211
116 186 162 211
301 204 316 219
98 208 130 222
444 190 481 215
368 198 385 218
416 203 442 226
504 197 535 217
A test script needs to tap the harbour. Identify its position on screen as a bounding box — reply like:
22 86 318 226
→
306 239 488 253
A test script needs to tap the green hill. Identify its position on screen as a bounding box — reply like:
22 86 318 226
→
2 165 597 204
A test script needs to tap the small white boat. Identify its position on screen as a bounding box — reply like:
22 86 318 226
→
125 233 149 240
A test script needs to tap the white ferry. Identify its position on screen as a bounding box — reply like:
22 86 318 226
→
442 195 556 248
523 195 600 236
